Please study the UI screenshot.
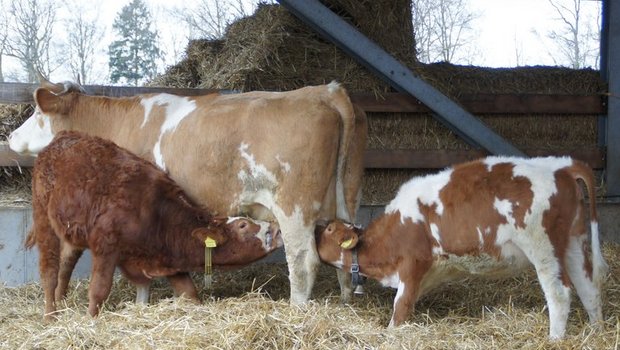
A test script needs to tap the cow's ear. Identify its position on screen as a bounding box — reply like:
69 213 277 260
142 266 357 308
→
339 233 359 250
191 228 228 246
34 88 68 115
38 73 65 94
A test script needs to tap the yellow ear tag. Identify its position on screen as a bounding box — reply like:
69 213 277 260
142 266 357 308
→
204 237 217 289
340 238 353 249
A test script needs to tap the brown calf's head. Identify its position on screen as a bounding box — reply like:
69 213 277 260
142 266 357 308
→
192 216 282 267
315 220 362 265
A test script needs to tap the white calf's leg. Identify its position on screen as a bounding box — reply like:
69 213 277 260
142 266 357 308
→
531 257 571 339
565 234 604 325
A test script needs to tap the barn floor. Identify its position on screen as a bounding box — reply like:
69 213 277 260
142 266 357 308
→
0 243 618 349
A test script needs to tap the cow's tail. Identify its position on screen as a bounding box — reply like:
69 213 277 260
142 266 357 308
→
25 229 36 249
569 159 609 286
327 81 366 222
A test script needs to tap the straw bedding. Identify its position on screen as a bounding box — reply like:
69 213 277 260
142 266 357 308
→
0 4 617 348
1 243 618 349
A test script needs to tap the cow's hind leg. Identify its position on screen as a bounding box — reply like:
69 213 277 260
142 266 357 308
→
280 220 320 304
565 234 604 327
55 243 84 302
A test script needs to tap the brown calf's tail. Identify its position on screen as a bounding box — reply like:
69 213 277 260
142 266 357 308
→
24 229 36 249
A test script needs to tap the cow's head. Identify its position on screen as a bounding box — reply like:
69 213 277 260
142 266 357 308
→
315 220 362 266
192 216 282 266
8 77 83 155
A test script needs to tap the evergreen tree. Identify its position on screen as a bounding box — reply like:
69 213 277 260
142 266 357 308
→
108 0 161 85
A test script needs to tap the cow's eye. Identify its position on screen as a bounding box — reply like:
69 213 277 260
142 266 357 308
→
239 222 247 229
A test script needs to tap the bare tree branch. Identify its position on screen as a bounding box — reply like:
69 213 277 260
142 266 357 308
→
5 0 58 82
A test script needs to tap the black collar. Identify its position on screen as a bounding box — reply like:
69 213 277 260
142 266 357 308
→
350 247 366 289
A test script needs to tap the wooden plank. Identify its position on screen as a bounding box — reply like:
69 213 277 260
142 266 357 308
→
1 141 604 170
0 82 605 115
0 82 222 104
363 147 606 169
0 143 34 167
350 93 606 115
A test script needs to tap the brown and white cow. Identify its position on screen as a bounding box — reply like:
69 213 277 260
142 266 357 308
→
28 131 282 319
315 156 608 339
9 79 367 304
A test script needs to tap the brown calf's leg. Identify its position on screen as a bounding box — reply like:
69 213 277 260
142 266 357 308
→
168 273 200 302
55 244 84 302
36 227 61 321
88 255 118 317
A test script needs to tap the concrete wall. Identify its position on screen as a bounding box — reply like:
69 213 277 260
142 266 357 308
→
1 204 617 286
0 206 92 287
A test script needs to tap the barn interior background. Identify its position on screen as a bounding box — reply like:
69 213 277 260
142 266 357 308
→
0 1 619 348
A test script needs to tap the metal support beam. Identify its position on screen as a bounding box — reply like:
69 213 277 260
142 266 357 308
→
605 0 620 197
278 0 524 157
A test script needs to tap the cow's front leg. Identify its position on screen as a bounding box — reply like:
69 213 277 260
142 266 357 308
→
388 279 419 327
280 222 320 304
336 269 353 303
88 254 118 317
135 284 150 304
168 273 200 302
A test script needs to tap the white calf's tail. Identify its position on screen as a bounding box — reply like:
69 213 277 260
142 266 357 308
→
590 221 609 287
569 159 609 286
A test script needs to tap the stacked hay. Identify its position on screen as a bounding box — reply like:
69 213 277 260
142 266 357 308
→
151 3 605 204
0 104 33 205
1 243 619 349
152 2 415 92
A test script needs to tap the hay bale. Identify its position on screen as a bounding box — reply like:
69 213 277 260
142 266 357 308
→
1 243 618 349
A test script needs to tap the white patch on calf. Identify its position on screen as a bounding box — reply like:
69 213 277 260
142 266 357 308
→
140 94 196 169
8 109 54 155
385 169 452 223
494 198 517 228
430 223 445 255
380 272 401 289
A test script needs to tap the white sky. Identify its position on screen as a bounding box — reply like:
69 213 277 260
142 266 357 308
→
4 0 604 83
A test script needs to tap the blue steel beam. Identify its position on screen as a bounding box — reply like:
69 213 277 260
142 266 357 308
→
278 0 525 156
604 0 620 197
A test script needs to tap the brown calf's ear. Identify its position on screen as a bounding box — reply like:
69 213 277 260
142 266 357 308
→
191 228 228 246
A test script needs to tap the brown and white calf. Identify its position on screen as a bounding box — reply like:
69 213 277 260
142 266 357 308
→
28 131 282 319
9 78 367 304
316 156 608 339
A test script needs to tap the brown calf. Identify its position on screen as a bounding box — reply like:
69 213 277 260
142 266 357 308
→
316 156 607 339
29 131 281 319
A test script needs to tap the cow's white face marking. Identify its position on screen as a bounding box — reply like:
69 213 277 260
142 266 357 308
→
8 108 54 155
140 94 196 169
385 169 452 223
